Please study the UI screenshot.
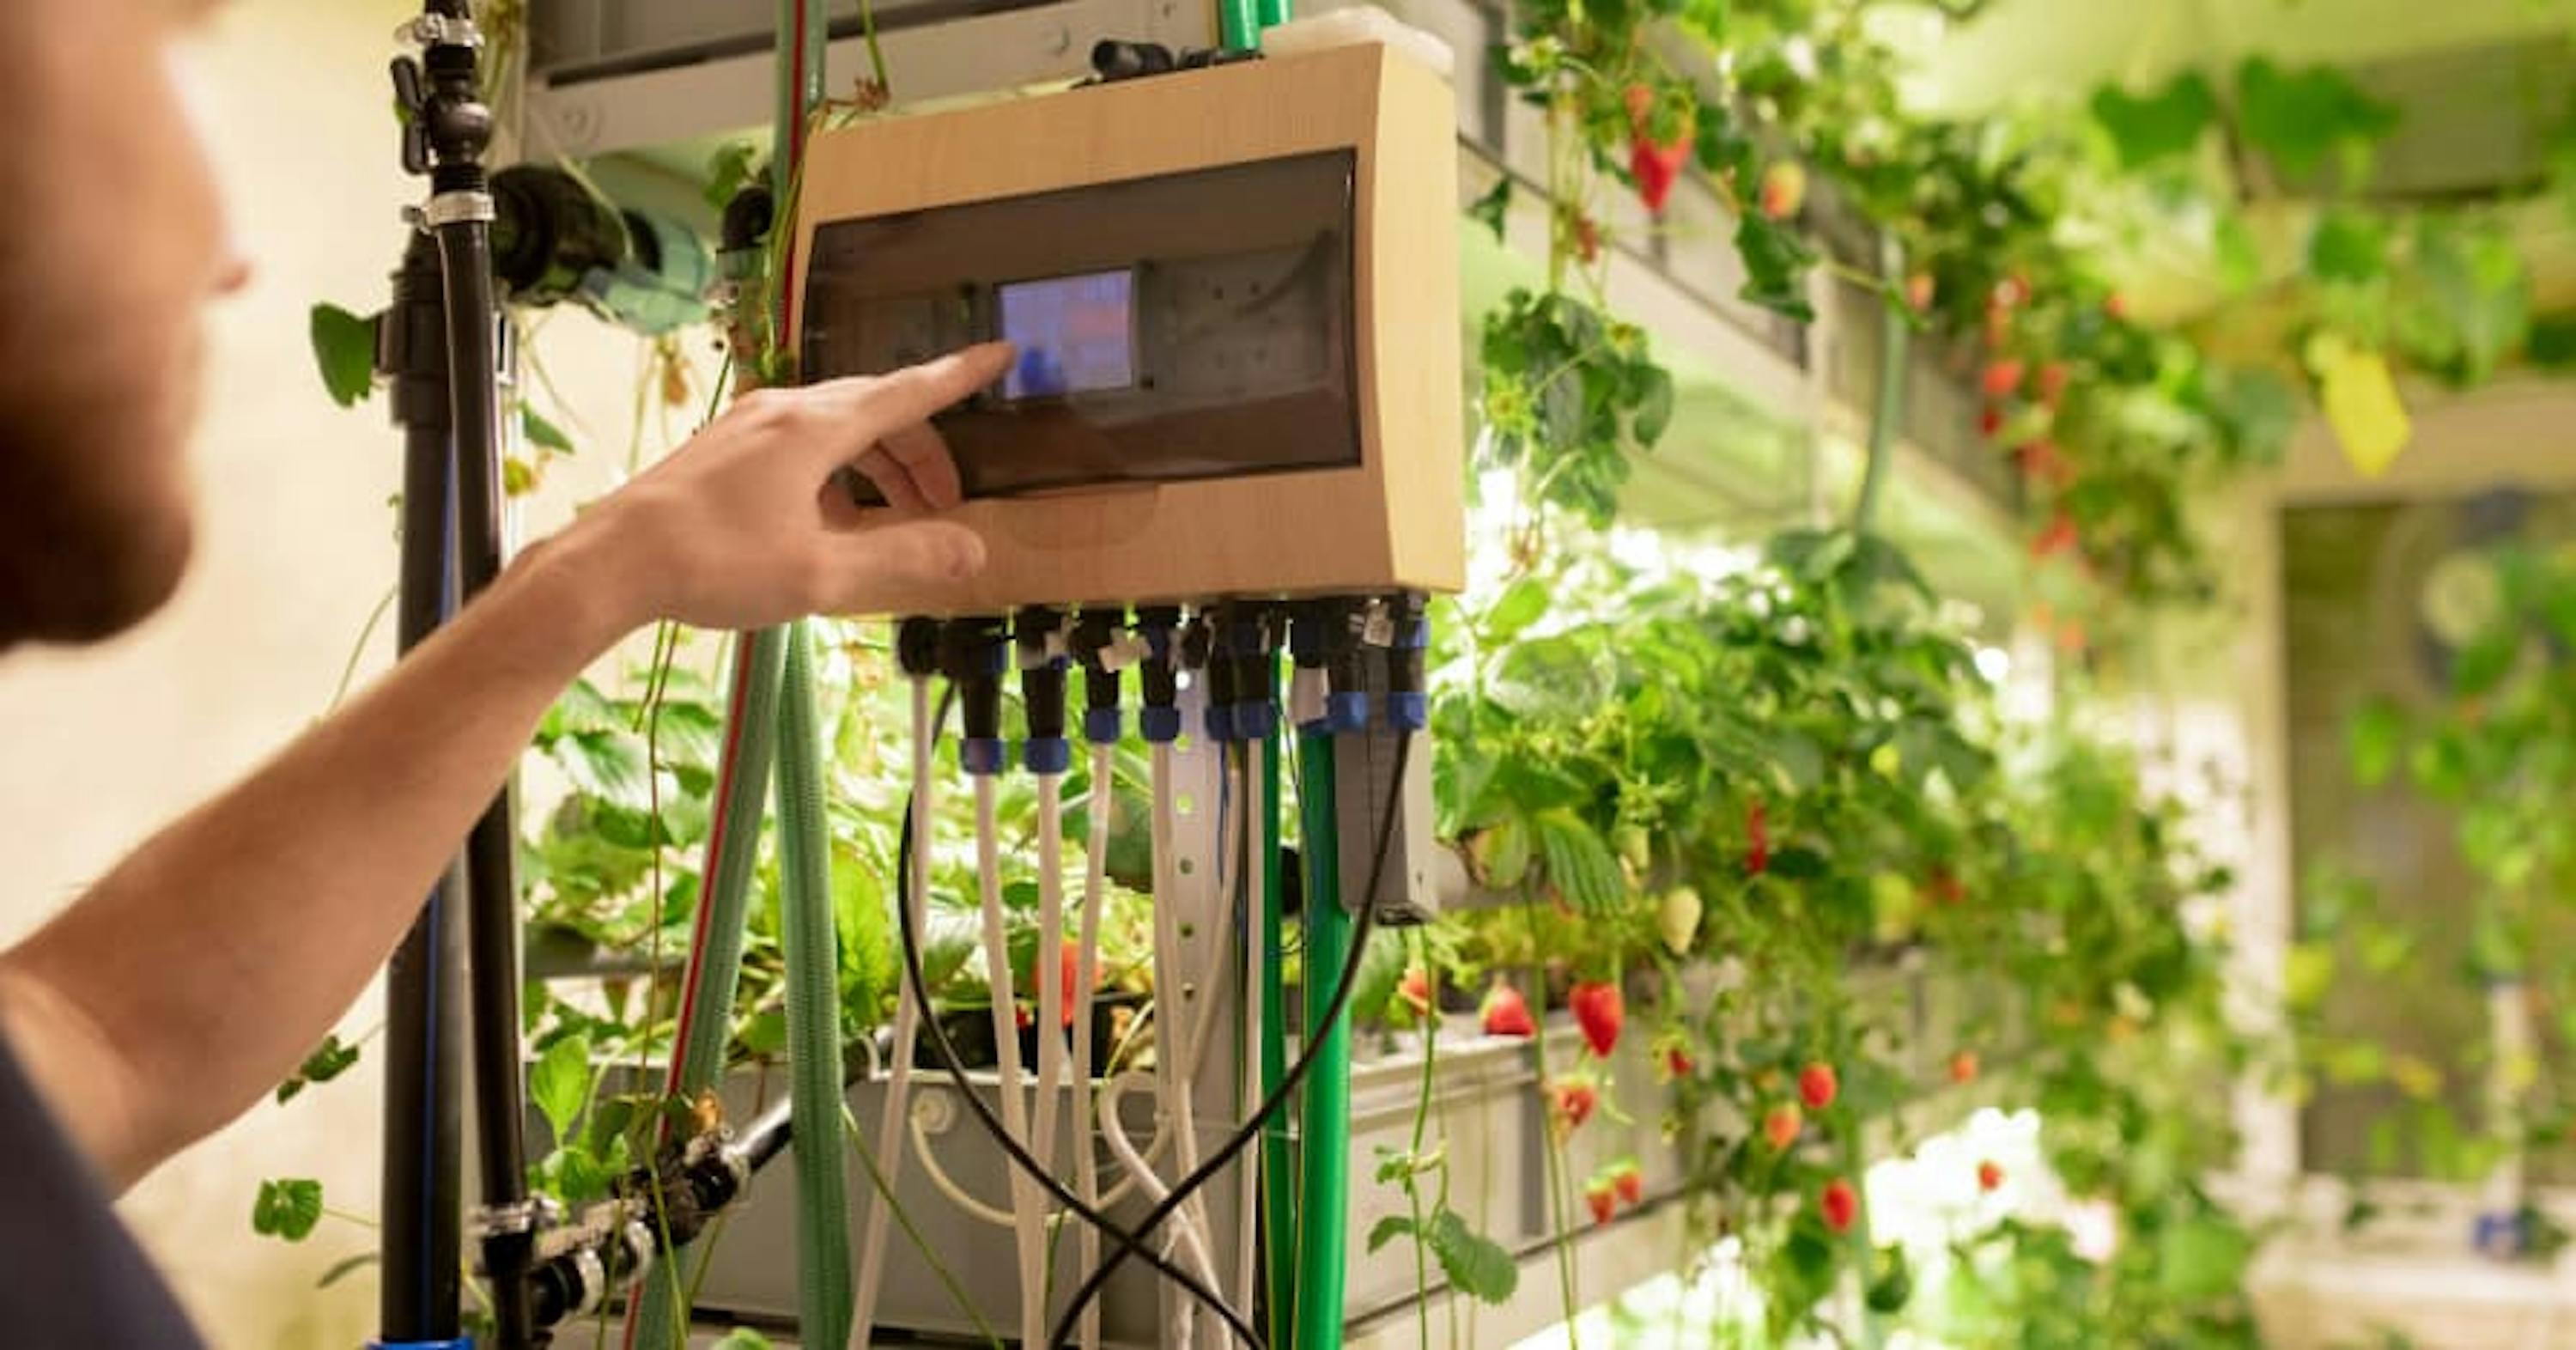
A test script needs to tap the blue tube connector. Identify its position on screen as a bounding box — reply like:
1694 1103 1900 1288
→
1084 707 1123 745
371 1341 475 1350
1024 738 1072 775
1142 705 1182 744
961 738 1007 776
1327 690 1370 733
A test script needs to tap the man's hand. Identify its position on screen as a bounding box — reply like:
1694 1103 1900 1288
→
576 341 1012 630
0 342 1017 1188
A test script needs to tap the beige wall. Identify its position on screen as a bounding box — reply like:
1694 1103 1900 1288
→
0 3 711 1346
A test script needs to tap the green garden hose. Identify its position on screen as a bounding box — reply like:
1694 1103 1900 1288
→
1293 729 1352 1350
630 627 787 1349
775 621 855 1347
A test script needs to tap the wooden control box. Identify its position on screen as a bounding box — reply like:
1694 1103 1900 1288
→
788 40 1464 616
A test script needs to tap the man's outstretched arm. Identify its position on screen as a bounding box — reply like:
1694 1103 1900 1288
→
0 343 1010 1189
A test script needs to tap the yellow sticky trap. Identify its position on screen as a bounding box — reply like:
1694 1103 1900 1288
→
2312 336 2411 477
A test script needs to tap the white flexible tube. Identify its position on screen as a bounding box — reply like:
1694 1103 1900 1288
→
1071 741 1114 1350
902 1104 1024 1229
975 775 1047 1350
845 678 935 1350
1032 770 1069 1334
1097 1067 1223 1285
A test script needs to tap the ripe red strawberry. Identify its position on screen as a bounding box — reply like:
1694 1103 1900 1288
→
1798 1061 1838 1110
2032 512 2079 560
1978 404 2005 440
2036 361 2070 404
1571 981 1625 1059
1029 943 1084 1030
1396 966 1431 1017
1929 868 1965 907
1480 982 1536 1038
1980 358 2026 400
1978 1160 2004 1192
1550 1078 1599 1134
1573 211 1603 265
1746 799 1771 876
2014 440 2072 488
1905 271 1935 312
1821 1177 1860 1232
2104 291 2128 320
1586 1183 1617 1226
1763 1104 1802 1150
1759 162 1807 220
1662 1044 1697 1082
1948 1049 1978 1085
1630 135 1689 216
1613 1163 1644 1207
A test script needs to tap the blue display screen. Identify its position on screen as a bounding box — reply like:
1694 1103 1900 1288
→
997 270 1138 400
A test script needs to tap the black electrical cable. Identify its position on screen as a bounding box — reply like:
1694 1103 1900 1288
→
893 685 1265 1347
1048 728 1411 1349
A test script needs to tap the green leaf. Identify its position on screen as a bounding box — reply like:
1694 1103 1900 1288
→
1630 364 1675 446
1863 1243 1914 1313
2236 58 2399 182
2156 1213 2252 1300
1532 809 1625 913
520 404 575 453
1367 1213 1417 1253
710 1331 776 1350
1477 814 1534 888
2089 72 2216 168
2215 210 2265 294
2401 217 2530 386
316 1252 378 1289
310 303 376 408
1481 578 1551 644
1468 178 1512 243
703 142 765 214
554 729 653 811
2309 210 2390 285
2347 700 2405 787
1734 213 1816 321
531 1033 594 1143
1425 1208 1519 1304
252 1177 325 1242
275 1032 362 1104
1767 845 1826 879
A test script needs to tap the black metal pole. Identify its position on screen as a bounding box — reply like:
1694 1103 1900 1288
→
397 4 538 1344
380 233 469 1344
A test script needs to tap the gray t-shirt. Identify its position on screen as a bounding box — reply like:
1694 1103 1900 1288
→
0 1038 206 1347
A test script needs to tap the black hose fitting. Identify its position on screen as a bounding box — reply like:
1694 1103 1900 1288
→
1018 608 1071 775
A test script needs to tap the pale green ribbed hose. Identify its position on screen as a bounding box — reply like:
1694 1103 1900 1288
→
775 620 855 1347
632 626 787 1350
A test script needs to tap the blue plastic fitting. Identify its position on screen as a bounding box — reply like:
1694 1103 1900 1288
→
961 737 1007 776
1236 702 1279 741
1206 702 1237 744
1084 707 1123 745
1390 690 1428 732
371 1341 475 1350
1024 738 1072 775
1327 690 1370 733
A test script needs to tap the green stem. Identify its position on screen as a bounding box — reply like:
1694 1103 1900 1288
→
1406 930 1440 1350
1850 233 1909 535
1525 905 1582 1348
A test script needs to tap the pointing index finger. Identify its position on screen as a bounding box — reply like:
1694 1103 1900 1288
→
861 341 1016 429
